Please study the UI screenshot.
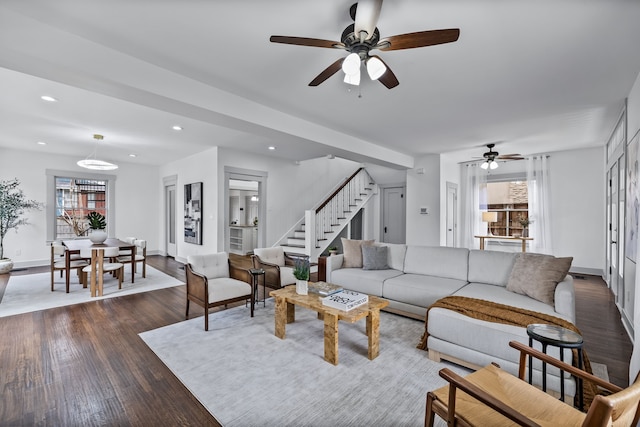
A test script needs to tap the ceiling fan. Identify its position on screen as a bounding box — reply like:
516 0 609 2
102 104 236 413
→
269 0 460 89
479 144 524 170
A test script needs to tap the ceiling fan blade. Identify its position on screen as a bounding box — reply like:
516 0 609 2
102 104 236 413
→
355 0 383 41
309 58 345 86
371 56 399 89
270 36 345 49
499 155 524 160
378 28 460 51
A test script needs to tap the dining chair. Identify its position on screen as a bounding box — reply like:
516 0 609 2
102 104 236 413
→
117 239 146 282
81 247 125 297
118 237 136 257
50 243 88 293
425 340 640 427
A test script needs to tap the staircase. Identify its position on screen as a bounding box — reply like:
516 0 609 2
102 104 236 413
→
276 168 377 261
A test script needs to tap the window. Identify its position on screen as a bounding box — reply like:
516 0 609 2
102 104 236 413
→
486 180 529 237
46 170 116 241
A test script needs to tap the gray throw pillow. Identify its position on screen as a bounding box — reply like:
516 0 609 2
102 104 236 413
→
362 245 389 270
506 253 573 306
342 238 374 268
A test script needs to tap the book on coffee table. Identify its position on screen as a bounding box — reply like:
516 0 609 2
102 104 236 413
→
308 281 343 296
322 290 369 311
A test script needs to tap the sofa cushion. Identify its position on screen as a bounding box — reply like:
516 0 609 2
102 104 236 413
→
377 243 407 271
468 250 517 287
362 245 389 270
383 274 468 309
403 246 469 281
331 267 403 296
506 253 573 305
341 238 374 268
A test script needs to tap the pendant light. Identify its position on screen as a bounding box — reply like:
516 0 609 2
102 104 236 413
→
77 134 118 170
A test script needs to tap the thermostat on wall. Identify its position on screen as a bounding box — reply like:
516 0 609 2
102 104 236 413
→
420 207 429 215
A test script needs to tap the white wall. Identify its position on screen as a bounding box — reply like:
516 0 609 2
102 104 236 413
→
549 147 605 271
438 146 605 270
0 147 159 267
405 154 441 246
158 147 220 262
628 70 640 383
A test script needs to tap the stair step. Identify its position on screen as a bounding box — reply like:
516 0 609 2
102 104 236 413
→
293 231 305 238
344 211 352 213
337 217 346 220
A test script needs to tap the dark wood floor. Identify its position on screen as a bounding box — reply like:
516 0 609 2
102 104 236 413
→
0 256 633 425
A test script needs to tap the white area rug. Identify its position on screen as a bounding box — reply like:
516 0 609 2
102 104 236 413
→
0 266 183 317
140 299 469 427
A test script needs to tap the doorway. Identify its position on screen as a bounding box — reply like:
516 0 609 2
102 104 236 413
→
163 175 177 257
224 167 267 254
446 182 458 247
381 186 406 243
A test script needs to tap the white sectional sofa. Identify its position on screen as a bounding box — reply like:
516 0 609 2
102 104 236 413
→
324 243 577 398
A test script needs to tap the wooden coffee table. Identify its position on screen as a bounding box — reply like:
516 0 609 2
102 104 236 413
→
269 285 389 365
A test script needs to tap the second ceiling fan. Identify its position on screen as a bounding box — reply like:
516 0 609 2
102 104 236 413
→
269 0 460 89
479 144 524 170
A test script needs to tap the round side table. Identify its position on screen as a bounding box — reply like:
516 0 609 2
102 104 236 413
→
248 268 266 307
526 323 584 409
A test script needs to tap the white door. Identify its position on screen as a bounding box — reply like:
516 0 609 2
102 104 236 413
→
381 186 405 244
446 182 458 247
165 183 176 257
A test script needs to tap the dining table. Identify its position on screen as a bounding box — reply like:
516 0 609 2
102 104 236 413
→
62 238 136 292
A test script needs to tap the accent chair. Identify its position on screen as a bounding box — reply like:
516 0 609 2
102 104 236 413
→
186 252 254 331
252 246 299 289
425 340 640 427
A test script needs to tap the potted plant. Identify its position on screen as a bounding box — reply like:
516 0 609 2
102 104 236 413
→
328 246 338 256
518 215 533 237
0 178 43 274
293 257 310 295
87 211 108 244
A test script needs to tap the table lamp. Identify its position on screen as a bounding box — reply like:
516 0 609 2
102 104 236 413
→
482 211 498 236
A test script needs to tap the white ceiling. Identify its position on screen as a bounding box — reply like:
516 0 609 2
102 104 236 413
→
1 0 639 169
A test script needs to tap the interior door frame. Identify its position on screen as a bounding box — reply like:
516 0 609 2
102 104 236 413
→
379 184 406 244
446 182 458 247
163 175 177 257
224 167 267 253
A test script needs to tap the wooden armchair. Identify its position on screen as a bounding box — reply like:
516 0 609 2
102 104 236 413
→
426 340 640 427
252 246 300 289
186 252 254 331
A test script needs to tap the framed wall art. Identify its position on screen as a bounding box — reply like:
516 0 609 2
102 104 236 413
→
184 182 203 245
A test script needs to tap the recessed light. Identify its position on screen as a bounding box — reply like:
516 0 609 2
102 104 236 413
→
37 141 47 145
172 125 183 131
268 146 276 150
41 95 57 102
129 154 137 158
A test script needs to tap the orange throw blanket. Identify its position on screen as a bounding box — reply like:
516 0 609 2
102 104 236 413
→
418 296 598 408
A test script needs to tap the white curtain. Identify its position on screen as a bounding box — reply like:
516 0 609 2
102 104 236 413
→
526 156 552 254
461 163 487 249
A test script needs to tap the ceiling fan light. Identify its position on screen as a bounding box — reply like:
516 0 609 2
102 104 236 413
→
366 56 386 80
489 160 499 170
343 69 361 86
341 53 361 75
481 161 489 170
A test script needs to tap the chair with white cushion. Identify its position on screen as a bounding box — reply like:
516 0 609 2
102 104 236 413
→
50 243 88 293
81 247 124 297
186 252 254 331
117 239 146 282
252 246 298 289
